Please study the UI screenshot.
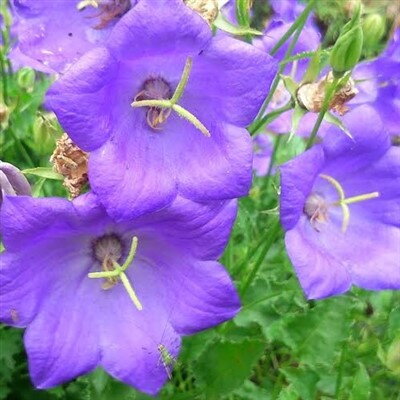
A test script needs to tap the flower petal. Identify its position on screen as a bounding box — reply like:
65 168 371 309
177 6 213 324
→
46 47 117 151
190 35 278 126
285 218 352 299
279 145 325 231
98 258 180 395
89 115 177 221
175 122 253 203
24 269 100 388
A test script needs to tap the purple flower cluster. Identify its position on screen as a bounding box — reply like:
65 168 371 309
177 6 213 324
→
1 0 276 394
2 0 400 395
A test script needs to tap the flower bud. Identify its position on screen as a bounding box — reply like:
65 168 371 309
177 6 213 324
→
16 67 35 91
32 112 60 155
362 13 386 50
0 161 32 205
330 6 364 75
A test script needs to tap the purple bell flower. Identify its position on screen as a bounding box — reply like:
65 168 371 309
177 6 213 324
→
352 28 400 137
11 0 137 73
46 0 277 221
280 105 400 299
0 192 240 395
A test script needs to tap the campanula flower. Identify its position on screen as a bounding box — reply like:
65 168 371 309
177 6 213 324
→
0 192 240 394
11 0 137 73
280 105 400 299
352 28 400 137
46 0 277 220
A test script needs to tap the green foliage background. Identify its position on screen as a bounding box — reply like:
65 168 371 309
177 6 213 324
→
1 0 399 399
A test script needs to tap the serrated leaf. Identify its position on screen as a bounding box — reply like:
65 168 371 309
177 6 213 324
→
213 13 262 36
283 298 351 366
193 339 265 397
349 363 370 400
282 366 319 400
22 167 63 180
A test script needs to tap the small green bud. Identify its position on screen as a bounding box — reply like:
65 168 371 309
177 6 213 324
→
32 112 60 155
16 67 36 91
362 13 386 50
330 6 364 75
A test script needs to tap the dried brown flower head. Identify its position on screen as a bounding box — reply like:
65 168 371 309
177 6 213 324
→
50 134 89 198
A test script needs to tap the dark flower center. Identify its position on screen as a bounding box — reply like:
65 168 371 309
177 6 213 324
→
92 233 123 289
134 77 173 130
304 192 329 231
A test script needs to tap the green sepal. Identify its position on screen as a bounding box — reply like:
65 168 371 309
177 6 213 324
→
280 75 298 98
22 167 63 180
323 111 353 139
288 104 306 141
213 13 262 36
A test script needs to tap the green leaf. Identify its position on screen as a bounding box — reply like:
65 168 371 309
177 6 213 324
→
282 298 351 366
282 366 319 400
232 380 272 400
193 339 265 397
22 167 63 180
213 13 262 36
349 363 370 400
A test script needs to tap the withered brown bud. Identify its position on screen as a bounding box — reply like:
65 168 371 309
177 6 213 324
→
50 134 89 199
297 72 358 116
184 0 218 25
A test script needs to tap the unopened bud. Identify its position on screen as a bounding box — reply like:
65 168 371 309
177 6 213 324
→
184 0 218 25
330 6 363 75
0 161 32 205
17 67 35 91
32 112 60 155
362 14 386 50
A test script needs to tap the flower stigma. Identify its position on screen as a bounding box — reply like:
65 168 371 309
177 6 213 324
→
77 0 131 29
304 174 380 232
90 235 143 310
131 57 211 137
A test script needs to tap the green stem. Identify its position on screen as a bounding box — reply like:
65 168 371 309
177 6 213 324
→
253 1 315 123
269 0 316 56
249 101 293 136
305 76 340 149
335 342 348 399
240 218 281 296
